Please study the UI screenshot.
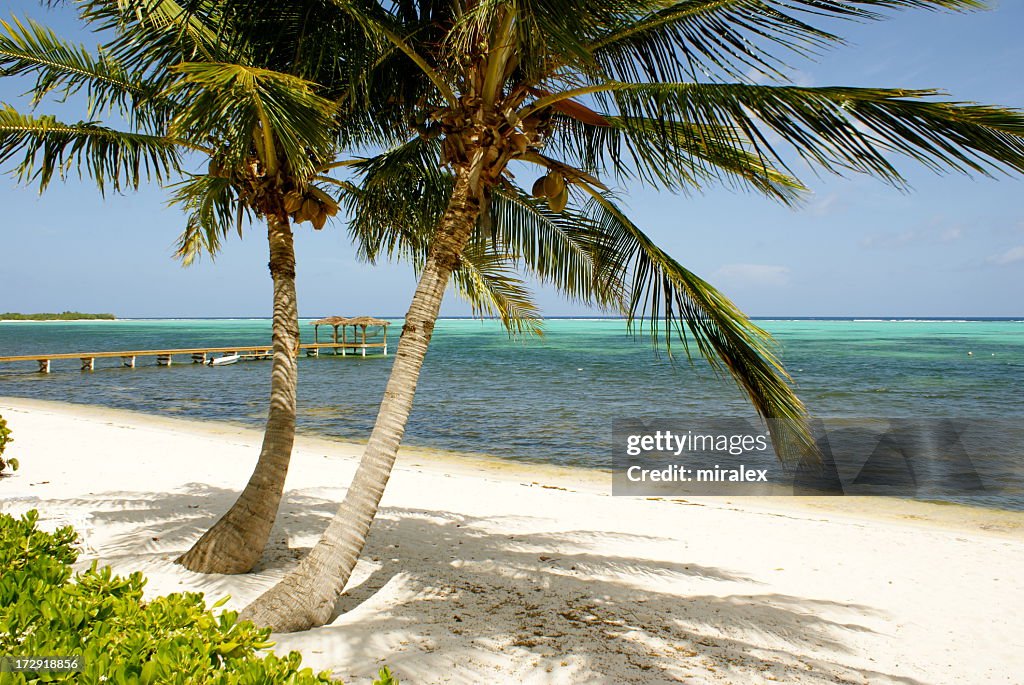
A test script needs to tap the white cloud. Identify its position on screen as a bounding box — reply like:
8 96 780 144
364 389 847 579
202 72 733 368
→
712 263 791 288
987 245 1024 266
940 226 963 243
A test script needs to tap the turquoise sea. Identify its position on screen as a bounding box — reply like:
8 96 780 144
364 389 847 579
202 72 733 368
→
0 318 1021 508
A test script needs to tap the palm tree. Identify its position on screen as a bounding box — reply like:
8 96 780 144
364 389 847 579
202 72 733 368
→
0 0 581 574
0 5 351 574
238 0 1024 631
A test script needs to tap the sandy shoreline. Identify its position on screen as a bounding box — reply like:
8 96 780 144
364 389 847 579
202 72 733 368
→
1 397 1022 684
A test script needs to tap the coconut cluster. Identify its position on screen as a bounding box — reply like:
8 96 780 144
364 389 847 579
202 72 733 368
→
283 189 339 230
207 158 338 230
530 171 569 212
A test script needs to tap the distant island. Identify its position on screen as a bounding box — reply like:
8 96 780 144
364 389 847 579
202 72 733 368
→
0 312 116 321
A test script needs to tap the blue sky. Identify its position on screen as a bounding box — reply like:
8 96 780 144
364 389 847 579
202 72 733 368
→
1 1 1022 318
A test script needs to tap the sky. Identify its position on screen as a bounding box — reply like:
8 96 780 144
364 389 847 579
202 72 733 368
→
1 1 1023 319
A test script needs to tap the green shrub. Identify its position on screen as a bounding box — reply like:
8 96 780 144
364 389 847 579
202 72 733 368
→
0 414 16 474
0 510 347 684
372 667 398 685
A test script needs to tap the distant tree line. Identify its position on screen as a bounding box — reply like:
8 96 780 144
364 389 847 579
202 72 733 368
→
0 312 116 321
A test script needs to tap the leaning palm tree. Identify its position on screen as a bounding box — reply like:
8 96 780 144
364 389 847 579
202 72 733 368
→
239 0 1024 631
0 5 357 574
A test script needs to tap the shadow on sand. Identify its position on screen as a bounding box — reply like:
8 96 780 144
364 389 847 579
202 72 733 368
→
44 483 924 685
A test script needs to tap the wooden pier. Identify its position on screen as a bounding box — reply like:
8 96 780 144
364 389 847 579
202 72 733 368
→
0 315 391 373
0 341 387 373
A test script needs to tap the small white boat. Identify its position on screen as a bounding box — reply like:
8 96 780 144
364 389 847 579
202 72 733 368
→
207 354 241 367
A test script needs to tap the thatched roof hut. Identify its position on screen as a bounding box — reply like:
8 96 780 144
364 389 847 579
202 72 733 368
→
310 316 391 344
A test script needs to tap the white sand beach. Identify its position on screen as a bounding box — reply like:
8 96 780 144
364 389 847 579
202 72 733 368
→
1 397 1022 685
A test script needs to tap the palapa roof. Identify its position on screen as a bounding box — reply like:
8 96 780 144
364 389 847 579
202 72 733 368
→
311 316 390 327
311 316 347 326
344 316 391 328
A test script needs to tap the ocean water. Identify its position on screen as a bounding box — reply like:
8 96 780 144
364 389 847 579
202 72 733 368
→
0 318 1021 508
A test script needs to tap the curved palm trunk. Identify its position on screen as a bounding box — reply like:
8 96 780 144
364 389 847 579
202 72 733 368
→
241 170 478 631
177 213 300 574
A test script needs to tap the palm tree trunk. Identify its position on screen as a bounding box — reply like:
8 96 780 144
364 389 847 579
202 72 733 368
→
177 212 300 574
241 169 479 631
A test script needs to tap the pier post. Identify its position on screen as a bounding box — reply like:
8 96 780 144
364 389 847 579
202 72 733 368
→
122 356 136 368
191 353 207 364
38 359 50 374
157 354 173 366
361 345 366 358
383 344 388 355
80 357 95 371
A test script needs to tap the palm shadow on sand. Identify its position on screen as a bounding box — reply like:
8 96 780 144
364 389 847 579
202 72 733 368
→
49 484 926 685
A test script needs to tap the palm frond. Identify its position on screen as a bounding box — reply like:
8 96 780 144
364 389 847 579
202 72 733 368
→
80 0 228 67
167 172 244 264
339 139 545 334
322 0 458 106
548 113 806 203
579 186 818 465
443 0 592 87
342 136 451 263
0 104 180 192
595 82 1024 185
490 185 624 310
453 241 545 336
344 138 625 315
0 16 169 129
588 0 985 83
166 62 338 179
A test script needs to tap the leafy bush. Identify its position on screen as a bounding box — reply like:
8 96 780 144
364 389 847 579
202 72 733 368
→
0 414 16 474
0 510 362 684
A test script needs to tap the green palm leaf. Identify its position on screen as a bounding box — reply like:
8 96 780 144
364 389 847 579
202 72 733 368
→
168 173 245 264
454 242 545 336
490 185 624 310
81 0 228 66
0 17 170 129
0 105 180 192
581 188 818 465
589 0 985 82
548 113 806 202
590 82 1024 184
340 136 451 264
166 62 339 178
